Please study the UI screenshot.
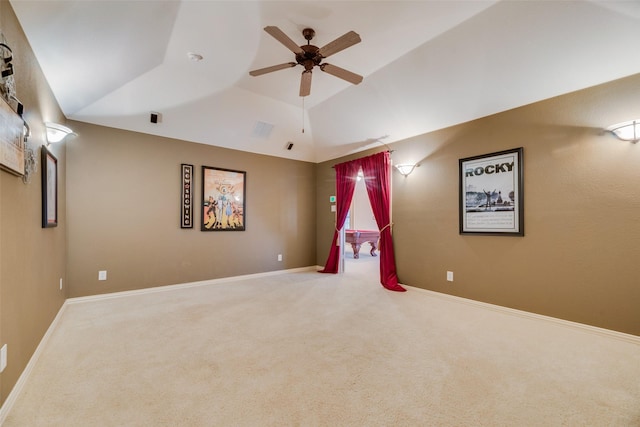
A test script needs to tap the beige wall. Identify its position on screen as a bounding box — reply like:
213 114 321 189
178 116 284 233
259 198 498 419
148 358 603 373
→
3 0 640 411
317 73 640 336
66 122 317 297
0 0 67 406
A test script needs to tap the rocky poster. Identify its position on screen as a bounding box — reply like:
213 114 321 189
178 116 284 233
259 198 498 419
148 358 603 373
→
459 148 523 235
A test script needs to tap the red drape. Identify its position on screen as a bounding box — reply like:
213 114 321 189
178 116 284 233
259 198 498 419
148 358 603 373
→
320 151 405 292
318 160 360 274
361 152 405 291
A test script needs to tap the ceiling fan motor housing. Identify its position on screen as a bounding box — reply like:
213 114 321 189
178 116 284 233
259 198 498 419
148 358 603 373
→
296 45 322 71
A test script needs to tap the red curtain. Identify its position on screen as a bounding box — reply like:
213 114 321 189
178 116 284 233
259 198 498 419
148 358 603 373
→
319 160 360 274
360 152 405 292
320 151 405 292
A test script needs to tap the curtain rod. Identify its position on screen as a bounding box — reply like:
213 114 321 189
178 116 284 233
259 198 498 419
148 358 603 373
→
330 149 392 168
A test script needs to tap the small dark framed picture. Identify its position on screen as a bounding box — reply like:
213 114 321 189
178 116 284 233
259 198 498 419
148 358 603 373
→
180 164 194 228
41 145 58 228
459 147 523 236
201 166 246 231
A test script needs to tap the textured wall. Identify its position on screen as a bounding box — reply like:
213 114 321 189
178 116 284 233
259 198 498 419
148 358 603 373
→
66 122 317 297
0 0 67 406
317 74 640 336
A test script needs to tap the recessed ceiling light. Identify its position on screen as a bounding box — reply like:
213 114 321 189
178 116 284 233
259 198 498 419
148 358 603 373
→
187 52 203 62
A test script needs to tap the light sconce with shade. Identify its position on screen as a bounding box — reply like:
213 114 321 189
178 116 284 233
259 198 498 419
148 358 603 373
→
394 163 419 177
45 122 74 144
607 119 639 143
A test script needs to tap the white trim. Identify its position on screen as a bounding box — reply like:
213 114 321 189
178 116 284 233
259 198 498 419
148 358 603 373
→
0 302 69 425
404 285 640 345
66 266 318 304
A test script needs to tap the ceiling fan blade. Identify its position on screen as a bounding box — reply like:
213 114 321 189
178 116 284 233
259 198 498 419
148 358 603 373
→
318 30 361 58
320 63 363 85
264 26 304 55
300 70 312 97
249 62 297 77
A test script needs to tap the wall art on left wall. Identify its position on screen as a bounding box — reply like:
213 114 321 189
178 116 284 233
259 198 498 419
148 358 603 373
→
41 145 57 228
181 163 194 228
0 96 25 176
201 166 246 231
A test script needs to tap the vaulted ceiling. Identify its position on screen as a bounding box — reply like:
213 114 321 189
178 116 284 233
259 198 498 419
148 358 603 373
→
9 0 640 163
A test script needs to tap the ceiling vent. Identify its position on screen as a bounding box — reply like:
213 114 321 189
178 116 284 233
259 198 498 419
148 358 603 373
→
251 121 274 139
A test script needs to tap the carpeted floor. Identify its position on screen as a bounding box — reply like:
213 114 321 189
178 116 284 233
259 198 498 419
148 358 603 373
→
3 253 640 426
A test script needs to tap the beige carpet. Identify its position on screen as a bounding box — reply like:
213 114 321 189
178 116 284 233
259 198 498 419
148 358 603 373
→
3 253 640 426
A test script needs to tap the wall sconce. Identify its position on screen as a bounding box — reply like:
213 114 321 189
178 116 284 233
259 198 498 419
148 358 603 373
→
45 122 74 144
395 163 419 177
607 119 639 143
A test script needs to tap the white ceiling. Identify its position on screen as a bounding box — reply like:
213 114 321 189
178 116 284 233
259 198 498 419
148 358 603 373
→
9 0 640 163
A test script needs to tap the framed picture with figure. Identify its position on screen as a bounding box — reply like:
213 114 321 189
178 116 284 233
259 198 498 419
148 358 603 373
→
201 166 246 231
459 147 523 236
41 145 58 228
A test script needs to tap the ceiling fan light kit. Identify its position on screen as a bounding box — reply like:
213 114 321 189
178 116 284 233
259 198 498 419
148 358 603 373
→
249 26 363 97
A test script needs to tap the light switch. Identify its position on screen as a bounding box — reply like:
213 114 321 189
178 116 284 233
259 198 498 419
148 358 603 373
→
1 344 7 372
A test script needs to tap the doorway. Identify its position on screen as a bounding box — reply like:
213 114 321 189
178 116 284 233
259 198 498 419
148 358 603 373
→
342 168 379 278
319 151 404 291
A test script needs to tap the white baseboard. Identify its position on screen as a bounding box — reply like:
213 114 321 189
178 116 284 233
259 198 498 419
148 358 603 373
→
0 302 68 425
66 266 319 305
404 285 640 345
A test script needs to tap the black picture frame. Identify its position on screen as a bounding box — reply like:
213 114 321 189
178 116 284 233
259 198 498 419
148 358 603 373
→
41 145 58 228
201 166 246 231
459 147 523 236
180 164 194 228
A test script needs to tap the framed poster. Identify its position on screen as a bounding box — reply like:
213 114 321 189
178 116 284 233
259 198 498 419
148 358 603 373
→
41 145 58 228
459 147 523 236
201 166 245 231
180 164 194 228
0 96 25 176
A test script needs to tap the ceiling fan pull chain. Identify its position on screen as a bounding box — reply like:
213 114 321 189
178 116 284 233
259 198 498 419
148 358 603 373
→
302 96 305 133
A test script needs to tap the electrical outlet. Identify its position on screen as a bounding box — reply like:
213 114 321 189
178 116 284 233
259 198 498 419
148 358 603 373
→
98 270 107 281
1 344 7 373
277 254 282 262
59 278 63 290
447 271 454 282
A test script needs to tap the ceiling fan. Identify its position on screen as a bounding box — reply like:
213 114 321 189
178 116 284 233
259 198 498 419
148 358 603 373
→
249 26 363 97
